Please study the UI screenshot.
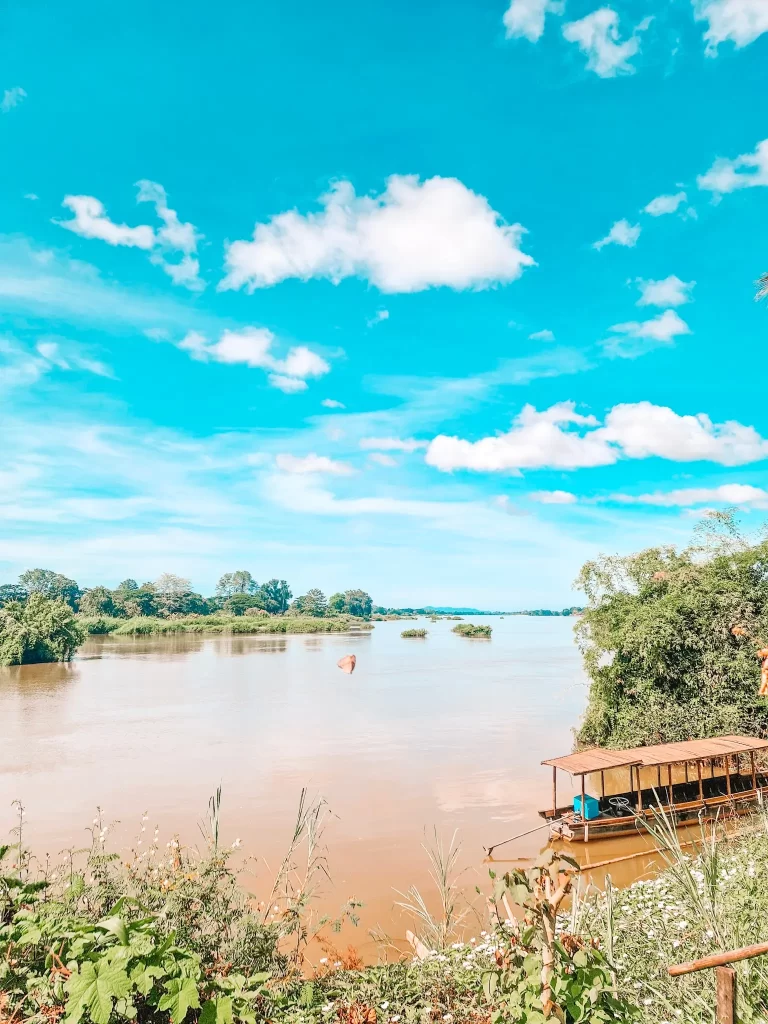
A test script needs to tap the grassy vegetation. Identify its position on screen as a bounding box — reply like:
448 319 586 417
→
400 628 427 638
0 799 635 1024
451 624 491 638
77 615 373 636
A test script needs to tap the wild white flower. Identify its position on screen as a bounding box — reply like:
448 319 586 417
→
322 1005 333 1014
92 818 99 825
319 958 328 965
380 1002 389 1010
672 939 680 948
231 838 242 849
138 840 143 846
334 961 342 967
390 1017 401 1022
443 1015 453 1021
707 930 715 938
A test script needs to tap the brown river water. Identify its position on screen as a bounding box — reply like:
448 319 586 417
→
0 616 668 960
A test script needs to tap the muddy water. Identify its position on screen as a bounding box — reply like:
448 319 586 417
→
0 616 662 958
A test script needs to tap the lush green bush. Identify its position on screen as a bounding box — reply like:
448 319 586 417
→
575 513 768 748
0 593 85 665
77 615 126 635
401 628 427 638
451 623 492 638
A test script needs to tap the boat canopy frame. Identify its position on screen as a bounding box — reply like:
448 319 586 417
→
542 735 768 824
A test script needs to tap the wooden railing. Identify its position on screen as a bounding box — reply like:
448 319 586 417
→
668 941 768 1023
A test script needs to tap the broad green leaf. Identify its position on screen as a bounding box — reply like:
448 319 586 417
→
299 982 314 1007
98 916 129 945
157 977 200 1022
65 959 131 1024
200 997 233 1024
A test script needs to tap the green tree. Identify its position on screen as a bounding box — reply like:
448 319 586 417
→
216 571 258 597
0 583 28 607
259 579 292 614
224 593 264 616
292 588 327 617
116 578 139 593
343 589 372 618
0 593 85 665
153 573 204 616
327 592 346 615
117 584 158 618
575 512 768 749
78 586 116 617
18 568 80 609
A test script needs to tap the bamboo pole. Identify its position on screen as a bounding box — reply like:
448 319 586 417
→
552 766 557 817
726 756 732 798
668 764 674 806
669 941 768 975
698 759 704 801
752 751 757 791
635 765 642 812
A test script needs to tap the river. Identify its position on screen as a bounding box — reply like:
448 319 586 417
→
0 615 662 958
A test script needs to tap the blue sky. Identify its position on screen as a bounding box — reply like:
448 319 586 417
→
1 0 768 608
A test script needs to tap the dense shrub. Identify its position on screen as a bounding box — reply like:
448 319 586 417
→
401 628 427 638
451 623 492 638
576 513 768 748
0 593 85 665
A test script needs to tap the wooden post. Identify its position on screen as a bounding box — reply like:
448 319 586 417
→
725 756 732 798
711 759 715 779
600 770 605 799
635 765 642 813
752 751 757 791
684 761 689 784
657 765 662 789
552 766 557 817
698 759 704 802
667 764 674 806
715 965 736 1024
580 773 588 842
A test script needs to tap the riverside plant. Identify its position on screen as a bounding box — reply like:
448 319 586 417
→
575 803 768 1024
400 629 427 639
0 792 362 1024
76 616 373 637
451 624 492 639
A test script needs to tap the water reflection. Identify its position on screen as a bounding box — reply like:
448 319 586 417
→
0 616 586 950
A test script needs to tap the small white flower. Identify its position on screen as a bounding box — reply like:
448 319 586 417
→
322 1005 333 1014
319 958 328 965
390 1017 401 1022
443 1015 453 1022
231 838 242 849
334 961 342 967
380 1003 389 1010
643 999 652 1006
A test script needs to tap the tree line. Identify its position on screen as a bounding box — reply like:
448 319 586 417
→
0 568 374 620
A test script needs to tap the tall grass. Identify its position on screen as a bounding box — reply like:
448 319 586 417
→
76 615 373 636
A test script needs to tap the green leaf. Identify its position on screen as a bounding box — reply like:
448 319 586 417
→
158 977 200 1022
98 916 129 945
65 959 131 1024
130 963 165 997
299 982 314 1007
200 997 233 1024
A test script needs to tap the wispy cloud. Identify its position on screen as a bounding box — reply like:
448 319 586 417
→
1 87 27 113
562 8 650 78
593 218 641 250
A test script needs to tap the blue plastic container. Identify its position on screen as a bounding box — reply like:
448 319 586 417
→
573 794 600 820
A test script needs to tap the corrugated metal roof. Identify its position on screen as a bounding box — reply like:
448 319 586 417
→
542 735 768 776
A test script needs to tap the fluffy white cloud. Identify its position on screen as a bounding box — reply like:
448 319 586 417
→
321 398 345 409
603 309 691 358
593 218 641 250
611 483 768 506
426 400 768 472
503 0 563 41
275 453 353 475
368 453 398 468
58 181 204 290
636 276 695 307
697 138 768 194
643 191 687 216
2 87 26 113
59 196 155 249
426 403 610 472
562 8 647 78
359 436 429 452
221 175 534 294
177 327 330 393
693 0 768 53
529 490 577 503
529 328 555 340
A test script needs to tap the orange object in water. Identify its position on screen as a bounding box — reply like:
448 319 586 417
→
337 654 356 675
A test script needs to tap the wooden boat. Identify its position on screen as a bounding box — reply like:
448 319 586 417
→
539 735 768 842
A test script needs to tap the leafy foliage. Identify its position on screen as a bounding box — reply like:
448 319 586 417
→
0 592 85 665
451 624 492 638
400 629 427 638
19 568 81 608
216 572 259 598
291 590 328 617
575 513 768 748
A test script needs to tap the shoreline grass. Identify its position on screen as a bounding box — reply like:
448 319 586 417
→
77 614 374 636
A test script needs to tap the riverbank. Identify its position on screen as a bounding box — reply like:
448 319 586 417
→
5 803 768 1024
77 613 374 635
